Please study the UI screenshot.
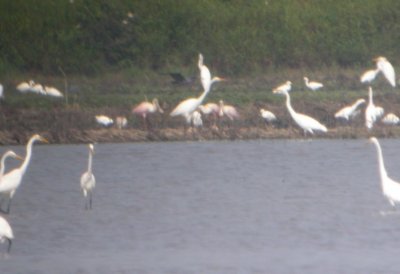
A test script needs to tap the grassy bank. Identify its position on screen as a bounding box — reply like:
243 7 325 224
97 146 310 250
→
1 67 400 145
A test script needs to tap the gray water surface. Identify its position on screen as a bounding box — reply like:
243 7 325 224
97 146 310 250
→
2 139 400 274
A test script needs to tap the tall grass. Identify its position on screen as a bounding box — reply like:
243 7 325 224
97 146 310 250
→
0 0 400 76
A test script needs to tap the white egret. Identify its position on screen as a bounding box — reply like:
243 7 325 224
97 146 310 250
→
95 115 114 127
272 81 292 93
219 100 239 121
334 98 366 121
303 77 323 91
198 53 225 93
0 151 23 177
0 215 13 253
382 113 400 125
132 98 163 129
375 56 396 87
190 111 203 128
273 89 327 135
0 84 3 99
360 69 379 84
80 144 95 210
260 108 277 123
43 86 64 98
0 134 48 214
365 87 384 129
370 137 400 207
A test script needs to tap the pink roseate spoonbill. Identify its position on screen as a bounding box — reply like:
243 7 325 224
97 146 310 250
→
0 215 13 253
273 89 327 136
303 77 323 91
260 108 277 123
360 69 379 84
95 115 114 127
382 113 400 125
272 81 292 93
335 98 366 121
370 137 400 207
132 98 163 129
81 144 95 210
219 100 239 121
374 56 396 87
365 87 384 130
199 102 220 126
198 53 225 93
0 134 48 214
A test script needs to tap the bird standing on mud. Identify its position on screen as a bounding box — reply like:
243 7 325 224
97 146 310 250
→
132 98 163 130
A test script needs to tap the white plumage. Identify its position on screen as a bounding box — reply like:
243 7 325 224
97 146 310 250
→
260 108 277 122
360 69 379 84
365 87 384 129
382 113 400 125
44 86 64 97
0 216 13 253
334 99 366 121
95 115 114 127
272 81 292 93
375 56 396 87
80 144 95 210
303 77 323 91
273 89 327 135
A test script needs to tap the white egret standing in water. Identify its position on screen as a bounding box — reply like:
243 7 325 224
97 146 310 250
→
0 215 13 253
80 144 95 210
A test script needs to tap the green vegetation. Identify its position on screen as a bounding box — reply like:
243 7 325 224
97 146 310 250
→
1 0 400 76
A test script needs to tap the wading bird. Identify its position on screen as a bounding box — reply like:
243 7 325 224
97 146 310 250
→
370 137 400 207
0 84 3 99
273 89 327 136
0 151 23 177
365 87 384 130
303 77 323 91
375 56 396 87
0 215 13 253
219 100 239 121
95 115 114 127
115 116 128 129
170 53 225 125
132 98 163 129
80 144 95 210
272 81 292 93
360 69 379 84
190 111 203 128
260 108 277 123
16 80 34 93
0 134 48 214
43 86 64 98
334 98 366 121
382 113 400 125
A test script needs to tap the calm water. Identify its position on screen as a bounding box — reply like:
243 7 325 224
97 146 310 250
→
2 139 400 273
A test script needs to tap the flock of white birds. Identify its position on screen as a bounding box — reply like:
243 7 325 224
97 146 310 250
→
1 55 400 253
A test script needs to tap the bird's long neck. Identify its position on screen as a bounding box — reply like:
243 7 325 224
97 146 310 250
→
88 151 93 174
284 92 296 118
197 88 210 106
20 139 35 175
0 154 7 175
374 141 388 183
351 101 363 111
369 89 374 105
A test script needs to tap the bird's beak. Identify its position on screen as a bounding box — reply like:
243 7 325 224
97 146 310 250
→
15 154 24 161
40 137 49 144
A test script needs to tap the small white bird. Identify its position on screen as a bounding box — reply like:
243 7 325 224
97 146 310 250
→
365 87 384 129
272 81 292 93
115 116 128 129
303 77 323 91
31 82 45 94
260 108 277 123
190 111 203 128
16 80 34 93
335 99 366 121
374 56 396 87
273 89 327 135
43 86 63 98
0 215 13 253
0 84 4 99
370 137 400 207
80 144 95 210
360 69 380 84
95 115 114 127
382 113 400 125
